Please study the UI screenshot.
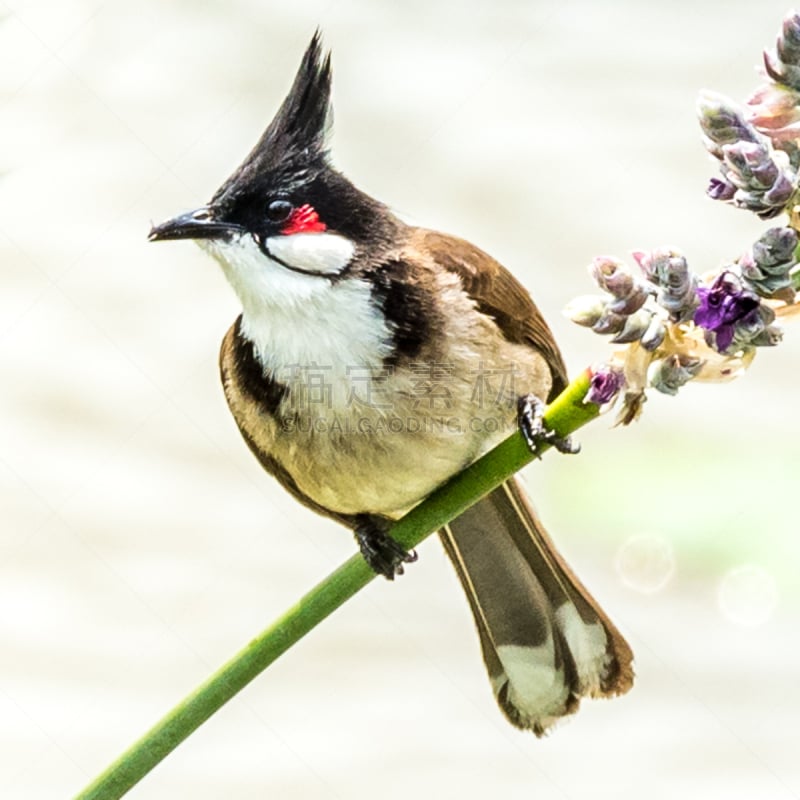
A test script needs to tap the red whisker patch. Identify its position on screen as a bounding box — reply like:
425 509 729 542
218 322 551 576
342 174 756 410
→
282 204 327 235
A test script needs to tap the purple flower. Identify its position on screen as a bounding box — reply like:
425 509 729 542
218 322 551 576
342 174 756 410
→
693 272 761 351
585 365 625 406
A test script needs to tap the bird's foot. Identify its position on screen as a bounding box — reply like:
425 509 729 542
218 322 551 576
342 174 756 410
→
517 394 580 457
354 516 417 580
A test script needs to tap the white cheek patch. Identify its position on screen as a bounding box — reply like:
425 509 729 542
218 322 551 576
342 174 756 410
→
265 232 355 275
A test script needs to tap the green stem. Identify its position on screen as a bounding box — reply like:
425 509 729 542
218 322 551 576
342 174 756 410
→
73 370 599 800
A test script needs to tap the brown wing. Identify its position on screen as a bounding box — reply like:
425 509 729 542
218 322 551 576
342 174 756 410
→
416 229 568 399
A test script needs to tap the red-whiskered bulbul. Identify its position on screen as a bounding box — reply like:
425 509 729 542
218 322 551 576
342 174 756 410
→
149 33 633 734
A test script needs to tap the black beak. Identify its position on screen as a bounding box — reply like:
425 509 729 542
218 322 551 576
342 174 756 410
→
148 207 244 242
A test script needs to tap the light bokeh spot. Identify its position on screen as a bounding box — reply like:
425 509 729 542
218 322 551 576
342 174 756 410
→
614 533 676 594
717 564 779 627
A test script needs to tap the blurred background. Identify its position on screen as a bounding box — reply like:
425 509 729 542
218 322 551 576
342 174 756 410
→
2 1 799 797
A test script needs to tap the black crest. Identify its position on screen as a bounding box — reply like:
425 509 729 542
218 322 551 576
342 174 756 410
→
211 31 333 209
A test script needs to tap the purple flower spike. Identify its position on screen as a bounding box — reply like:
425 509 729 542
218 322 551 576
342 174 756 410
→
585 365 625 406
694 272 761 351
699 90 797 219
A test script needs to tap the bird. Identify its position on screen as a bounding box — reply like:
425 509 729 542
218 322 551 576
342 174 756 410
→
149 32 633 735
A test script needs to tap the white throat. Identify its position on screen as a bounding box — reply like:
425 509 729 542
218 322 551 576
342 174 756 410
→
202 233 393 374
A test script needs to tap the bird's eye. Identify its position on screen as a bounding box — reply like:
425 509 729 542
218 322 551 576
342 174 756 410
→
266 199 294 224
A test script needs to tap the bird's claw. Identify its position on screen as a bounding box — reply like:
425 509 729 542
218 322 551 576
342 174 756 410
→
354 517 417 580
517 394 580 457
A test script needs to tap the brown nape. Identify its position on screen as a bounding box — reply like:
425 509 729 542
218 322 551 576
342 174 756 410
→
412 228 569 398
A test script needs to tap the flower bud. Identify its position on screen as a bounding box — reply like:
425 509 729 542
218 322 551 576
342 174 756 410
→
751 323 784 347
755 226 798 263
648 355 704 396
634 248 699 322
707 177 737 200
589 257 633 296
720 140 796 219
563 295 608 327
610 309 653 344
762 172 794 207
697 91 761 159
746 83 800 143
606 285 650 315
727 305 782 351
589 256 649 314
585 364 625 406
764 11 800 90
739 226 798 296
591 311 627 335
640 316 667 351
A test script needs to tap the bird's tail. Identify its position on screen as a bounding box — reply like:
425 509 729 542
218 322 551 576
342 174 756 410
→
440 477 633 735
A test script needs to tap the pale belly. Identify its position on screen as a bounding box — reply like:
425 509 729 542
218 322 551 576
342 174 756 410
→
272 397 518 518
221 299 553 520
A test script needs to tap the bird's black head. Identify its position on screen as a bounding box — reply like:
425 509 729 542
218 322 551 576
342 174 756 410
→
150 32 399 256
